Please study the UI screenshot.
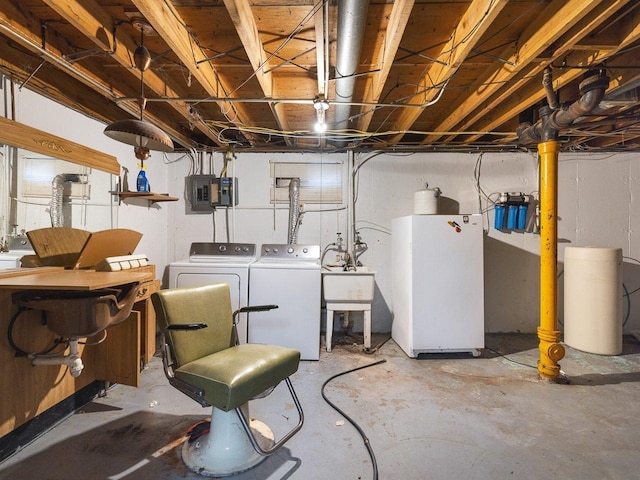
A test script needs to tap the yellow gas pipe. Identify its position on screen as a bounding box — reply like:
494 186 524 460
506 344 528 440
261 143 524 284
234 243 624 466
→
537 140 565 381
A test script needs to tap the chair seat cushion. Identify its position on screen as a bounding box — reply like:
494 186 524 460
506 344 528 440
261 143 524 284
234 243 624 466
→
174 344 301 411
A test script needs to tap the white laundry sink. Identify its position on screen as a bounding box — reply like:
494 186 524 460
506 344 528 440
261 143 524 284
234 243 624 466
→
322 266 375 303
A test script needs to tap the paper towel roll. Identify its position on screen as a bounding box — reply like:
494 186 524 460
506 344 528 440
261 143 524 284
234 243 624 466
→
564 246 622 355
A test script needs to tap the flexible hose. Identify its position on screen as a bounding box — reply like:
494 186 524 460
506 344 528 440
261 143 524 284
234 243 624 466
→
8 307 66 357
321 359 387 480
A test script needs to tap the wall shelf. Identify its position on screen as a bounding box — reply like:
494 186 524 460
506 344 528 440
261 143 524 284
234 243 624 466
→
110 191 178 205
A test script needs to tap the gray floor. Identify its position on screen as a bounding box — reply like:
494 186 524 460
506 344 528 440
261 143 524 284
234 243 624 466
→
2 333 640 480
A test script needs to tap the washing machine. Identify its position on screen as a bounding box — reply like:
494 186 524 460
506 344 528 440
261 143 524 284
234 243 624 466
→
169 242 257 344
248 244 321 360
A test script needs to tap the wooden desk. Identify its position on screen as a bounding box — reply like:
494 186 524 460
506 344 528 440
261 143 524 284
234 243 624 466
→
0 268 158 438
0 268 150 290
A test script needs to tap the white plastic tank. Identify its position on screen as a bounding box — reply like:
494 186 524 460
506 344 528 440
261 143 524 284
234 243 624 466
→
563 246 622 355
414 185 440 214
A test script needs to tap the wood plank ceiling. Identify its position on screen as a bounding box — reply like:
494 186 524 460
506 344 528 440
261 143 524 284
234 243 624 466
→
0 0 638 153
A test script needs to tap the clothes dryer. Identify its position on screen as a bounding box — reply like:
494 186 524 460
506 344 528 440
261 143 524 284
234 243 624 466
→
248 244 321 360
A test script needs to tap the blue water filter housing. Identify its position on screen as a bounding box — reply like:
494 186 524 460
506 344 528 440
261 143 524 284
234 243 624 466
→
506 205 518 229
494 205 505 230
517 204 528 230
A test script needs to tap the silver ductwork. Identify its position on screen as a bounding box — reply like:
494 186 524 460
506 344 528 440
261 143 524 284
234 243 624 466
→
50 174 80 227
287 177 301 244
333 0 370 132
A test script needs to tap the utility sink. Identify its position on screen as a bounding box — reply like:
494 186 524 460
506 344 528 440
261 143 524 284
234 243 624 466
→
322 266 375 303
15 282 139 338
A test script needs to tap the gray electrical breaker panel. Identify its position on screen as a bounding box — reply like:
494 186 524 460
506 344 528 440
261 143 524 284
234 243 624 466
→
211 177 238 207
189 175 216 212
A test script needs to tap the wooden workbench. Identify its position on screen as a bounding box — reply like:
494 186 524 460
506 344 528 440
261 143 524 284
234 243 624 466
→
0 267 160 438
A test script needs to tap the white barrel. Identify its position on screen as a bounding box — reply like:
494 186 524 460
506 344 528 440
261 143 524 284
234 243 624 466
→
414 188 440 214
564 246 622 355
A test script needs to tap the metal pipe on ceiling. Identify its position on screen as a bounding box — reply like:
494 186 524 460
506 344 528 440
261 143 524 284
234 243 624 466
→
333 0 370 132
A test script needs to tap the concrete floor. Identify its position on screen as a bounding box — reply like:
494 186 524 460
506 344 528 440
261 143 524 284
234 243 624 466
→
2 333 640 480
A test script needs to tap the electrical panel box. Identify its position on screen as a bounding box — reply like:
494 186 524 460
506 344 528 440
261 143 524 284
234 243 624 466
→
189 174 216 212
211 177 238 207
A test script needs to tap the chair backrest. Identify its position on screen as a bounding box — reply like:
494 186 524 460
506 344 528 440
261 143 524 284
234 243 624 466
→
151 283 235 367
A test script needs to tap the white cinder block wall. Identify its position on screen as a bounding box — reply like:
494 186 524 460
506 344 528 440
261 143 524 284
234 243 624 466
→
9 88 640 335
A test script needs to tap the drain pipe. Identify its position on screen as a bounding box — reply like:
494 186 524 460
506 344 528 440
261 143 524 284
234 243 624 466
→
31 338 84 377
333 0 369 136
517 71 609 382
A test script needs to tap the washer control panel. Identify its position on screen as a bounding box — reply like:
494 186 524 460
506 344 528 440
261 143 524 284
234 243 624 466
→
189 242 256 259
260 244 320 260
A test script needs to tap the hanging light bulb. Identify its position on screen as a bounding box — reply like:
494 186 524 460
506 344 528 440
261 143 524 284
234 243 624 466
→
103 19 174 155
313 95 329 133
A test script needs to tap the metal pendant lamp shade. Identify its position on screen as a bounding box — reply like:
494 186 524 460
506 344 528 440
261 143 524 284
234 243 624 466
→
104 119 174 152
103 25 174 155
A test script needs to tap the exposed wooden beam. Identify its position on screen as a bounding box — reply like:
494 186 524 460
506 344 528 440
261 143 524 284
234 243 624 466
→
385 0 508 145
41 0 224 147
421 0 612 146
452 0 638 145
131 0 261 145
0 0 194 147
223 0 292 144
354 0 414 133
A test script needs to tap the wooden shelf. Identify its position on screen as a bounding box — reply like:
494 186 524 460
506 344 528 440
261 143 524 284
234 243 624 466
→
110 191 178 204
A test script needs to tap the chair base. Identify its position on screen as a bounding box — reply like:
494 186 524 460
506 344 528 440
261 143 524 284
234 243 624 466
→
182 404 275 477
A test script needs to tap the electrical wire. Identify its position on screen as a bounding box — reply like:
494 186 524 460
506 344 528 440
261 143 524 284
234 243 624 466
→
484 347 537 370
321 359 387 480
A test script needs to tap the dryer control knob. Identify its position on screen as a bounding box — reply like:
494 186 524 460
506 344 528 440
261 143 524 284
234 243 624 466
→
303 248 308 253
287 247 294 254
219 245 227 252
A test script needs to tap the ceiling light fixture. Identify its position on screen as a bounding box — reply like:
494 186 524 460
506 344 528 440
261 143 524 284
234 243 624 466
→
313 95 329 133
103 18 173 160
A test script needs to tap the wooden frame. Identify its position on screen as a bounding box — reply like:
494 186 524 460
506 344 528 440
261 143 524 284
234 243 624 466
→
0 116 119 175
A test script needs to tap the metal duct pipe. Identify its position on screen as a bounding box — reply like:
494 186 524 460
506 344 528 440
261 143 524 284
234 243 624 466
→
333 0 370 132
517 71 609 145
50 174 80 227
287 177 301 244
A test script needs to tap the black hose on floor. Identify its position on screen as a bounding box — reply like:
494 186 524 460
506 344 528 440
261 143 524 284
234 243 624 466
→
321 359 387 480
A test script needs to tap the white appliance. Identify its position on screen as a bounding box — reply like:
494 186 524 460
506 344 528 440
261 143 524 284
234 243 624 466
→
249 244 321 360
391 214 484 357
0 252 30 269
169 243 257 343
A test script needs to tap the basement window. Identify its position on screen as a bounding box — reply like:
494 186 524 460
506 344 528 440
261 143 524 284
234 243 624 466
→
20 156 91 199
270 160 343 204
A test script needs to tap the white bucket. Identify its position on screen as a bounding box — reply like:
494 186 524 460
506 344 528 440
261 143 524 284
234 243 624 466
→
414 187 440 215
563 246 622 355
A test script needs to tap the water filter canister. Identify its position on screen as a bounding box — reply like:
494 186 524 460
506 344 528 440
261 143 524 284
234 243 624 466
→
506 205 518 229
517 204 528 230
494 205 505 230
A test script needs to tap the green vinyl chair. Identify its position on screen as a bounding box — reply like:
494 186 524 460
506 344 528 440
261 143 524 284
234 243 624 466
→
151 282 303 476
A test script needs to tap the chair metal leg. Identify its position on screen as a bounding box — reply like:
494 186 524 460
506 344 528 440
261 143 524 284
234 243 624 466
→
235 377 304 456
